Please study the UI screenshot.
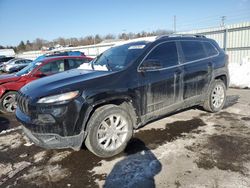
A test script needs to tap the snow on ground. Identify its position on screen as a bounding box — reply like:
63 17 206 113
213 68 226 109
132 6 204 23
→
0 89 250 187
20 165 70 186
229 56 250 88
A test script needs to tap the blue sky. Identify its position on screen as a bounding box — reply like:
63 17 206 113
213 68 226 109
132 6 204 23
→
0 0 249 46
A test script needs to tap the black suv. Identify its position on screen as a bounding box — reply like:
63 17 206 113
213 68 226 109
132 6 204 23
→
16 35 229 158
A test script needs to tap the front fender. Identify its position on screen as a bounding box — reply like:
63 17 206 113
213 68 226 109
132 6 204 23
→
0 86 6 98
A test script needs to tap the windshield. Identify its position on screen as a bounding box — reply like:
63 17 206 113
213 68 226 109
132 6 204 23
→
15 61 42 76
78 42 148 71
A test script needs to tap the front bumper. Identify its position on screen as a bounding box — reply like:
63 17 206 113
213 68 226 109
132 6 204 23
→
22 125 85 150
15 96 90 150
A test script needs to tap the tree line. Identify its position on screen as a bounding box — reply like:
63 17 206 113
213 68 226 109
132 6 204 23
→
0 29 173 53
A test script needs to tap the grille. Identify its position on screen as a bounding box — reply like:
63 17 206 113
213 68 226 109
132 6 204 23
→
16 92 30 114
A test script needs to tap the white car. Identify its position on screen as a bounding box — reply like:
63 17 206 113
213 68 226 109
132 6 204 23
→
2 58 32 73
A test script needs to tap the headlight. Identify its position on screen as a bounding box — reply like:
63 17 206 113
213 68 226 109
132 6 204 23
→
37 91 79 104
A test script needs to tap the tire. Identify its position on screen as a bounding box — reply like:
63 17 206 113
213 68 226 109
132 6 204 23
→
203 79 226 112
0 91 18 113
85 104 134 158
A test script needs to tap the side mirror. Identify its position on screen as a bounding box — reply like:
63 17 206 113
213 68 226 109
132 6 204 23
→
33 71 45 77
139 59 163 71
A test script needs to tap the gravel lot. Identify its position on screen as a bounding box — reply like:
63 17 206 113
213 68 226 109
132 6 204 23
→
0 88 250 188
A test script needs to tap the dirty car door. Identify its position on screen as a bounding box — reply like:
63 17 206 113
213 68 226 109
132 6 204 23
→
179 40 212 99
139 41 182 119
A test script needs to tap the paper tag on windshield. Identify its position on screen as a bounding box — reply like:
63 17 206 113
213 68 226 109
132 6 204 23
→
128 45 145 50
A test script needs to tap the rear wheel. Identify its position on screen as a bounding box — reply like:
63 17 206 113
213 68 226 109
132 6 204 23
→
85 105 133 158
203 79 226 112
0 91 18 113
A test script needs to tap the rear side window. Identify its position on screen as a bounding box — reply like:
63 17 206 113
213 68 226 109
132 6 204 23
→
203 42 218 56
15 60 23 64
40 60 65 74
145 41 178 68
180 41 207 62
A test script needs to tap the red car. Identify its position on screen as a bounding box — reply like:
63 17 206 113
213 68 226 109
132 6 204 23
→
0 56 92 113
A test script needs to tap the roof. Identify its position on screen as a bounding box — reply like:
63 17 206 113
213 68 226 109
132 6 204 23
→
40 55 91 63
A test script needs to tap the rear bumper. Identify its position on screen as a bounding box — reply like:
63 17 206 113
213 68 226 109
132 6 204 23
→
22 125 85 150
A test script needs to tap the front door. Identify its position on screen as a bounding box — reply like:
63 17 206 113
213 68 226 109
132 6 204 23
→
139 41 182 120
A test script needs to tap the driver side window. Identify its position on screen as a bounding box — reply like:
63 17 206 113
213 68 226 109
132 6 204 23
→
143 42 179 69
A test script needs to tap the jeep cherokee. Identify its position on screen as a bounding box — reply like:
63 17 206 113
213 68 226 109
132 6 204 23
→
16 35 229 158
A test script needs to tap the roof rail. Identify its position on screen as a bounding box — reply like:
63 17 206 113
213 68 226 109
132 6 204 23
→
156 34 206 40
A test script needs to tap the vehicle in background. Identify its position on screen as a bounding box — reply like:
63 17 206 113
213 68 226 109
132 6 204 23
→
2 58 32 73
16 35 229 158
36 51 85 61
0 56 92 113
0 56 15 66
0 58 13 72
8 64 32 73
2 51 86 73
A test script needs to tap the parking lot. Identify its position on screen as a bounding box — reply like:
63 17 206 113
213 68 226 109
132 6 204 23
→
0 88 249 187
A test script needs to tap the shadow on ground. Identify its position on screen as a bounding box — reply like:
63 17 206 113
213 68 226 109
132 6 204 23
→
223 95 239 109
104 139 162 188
0 116 10 132
0 112 20 133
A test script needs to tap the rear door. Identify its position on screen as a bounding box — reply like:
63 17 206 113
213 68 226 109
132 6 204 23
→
179 40 212 99
139 41 182 118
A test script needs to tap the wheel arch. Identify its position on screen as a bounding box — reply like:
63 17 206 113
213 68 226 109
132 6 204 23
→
212 67 229 89
82 96 139 134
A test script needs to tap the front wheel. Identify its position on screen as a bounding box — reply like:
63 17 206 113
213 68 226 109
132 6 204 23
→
85 105 133 158
0 91 18 113
203 79 226 112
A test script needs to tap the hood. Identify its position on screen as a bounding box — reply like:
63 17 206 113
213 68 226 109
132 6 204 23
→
0 74 20 84
21 69 113 98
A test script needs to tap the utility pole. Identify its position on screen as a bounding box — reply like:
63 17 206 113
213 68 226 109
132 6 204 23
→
221 16 226 27
174 15 176 33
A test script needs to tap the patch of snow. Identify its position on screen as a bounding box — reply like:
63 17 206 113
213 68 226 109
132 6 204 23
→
33 151 47 163
48 151 72 163
0 133 23 151
0 162 31 186
24 142 33 147
23 135 34 147
229 57 250 88
0 163 13 179
19 153 28 158
0 126 21 135
78 63 108 71
21 165 70 186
